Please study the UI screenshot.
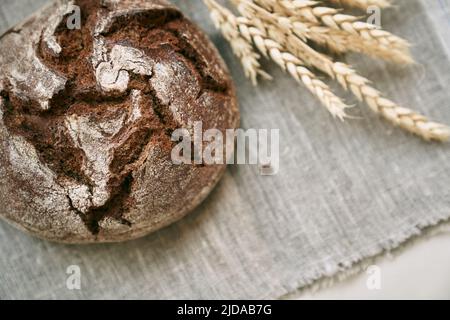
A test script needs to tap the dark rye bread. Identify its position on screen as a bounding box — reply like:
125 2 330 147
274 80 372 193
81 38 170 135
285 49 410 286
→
0 0 239 243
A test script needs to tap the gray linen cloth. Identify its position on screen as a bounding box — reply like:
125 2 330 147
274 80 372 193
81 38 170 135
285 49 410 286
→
0 0 449 299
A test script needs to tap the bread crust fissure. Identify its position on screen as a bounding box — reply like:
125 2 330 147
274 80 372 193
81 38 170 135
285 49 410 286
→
0 0 239 242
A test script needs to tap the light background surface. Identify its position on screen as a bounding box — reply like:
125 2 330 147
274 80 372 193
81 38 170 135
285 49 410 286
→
0 0 449 299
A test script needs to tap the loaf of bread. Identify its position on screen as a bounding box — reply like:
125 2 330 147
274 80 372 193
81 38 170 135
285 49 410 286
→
0 0 239 243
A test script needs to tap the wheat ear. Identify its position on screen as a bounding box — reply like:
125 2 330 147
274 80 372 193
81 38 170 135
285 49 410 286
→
235 18 351 120
280 2 407 50
236 0 409 64
206 1 350 119
328 62 450 141
204 0 271 85
204 0 450 141
253 0 413 64
233 2 450 141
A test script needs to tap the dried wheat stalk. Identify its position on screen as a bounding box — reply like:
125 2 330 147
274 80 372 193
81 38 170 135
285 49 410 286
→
247 0 413 63
206 1 271 85
203 0 450 141
206 0 351 119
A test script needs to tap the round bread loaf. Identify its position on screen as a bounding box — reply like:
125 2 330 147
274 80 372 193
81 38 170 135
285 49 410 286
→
0 0 239 243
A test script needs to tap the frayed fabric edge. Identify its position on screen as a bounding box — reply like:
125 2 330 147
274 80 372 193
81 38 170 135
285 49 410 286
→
277 216 450 300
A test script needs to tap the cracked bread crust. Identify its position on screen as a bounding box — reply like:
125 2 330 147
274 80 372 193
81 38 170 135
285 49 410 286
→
0 0 239 243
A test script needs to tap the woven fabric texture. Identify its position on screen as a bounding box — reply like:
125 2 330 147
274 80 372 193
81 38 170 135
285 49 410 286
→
0 0 449 299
